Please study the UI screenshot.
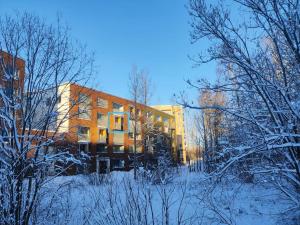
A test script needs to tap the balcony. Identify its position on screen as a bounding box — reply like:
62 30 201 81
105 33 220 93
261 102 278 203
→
113 133 124 145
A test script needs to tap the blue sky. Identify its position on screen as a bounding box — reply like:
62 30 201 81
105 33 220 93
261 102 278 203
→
0 0 217 105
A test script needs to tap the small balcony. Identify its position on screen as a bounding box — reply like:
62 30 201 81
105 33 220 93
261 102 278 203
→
113 133 124 145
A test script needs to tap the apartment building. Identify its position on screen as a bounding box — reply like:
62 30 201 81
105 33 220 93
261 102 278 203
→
56 83 177 173
151 105 187 164
0 51 181 174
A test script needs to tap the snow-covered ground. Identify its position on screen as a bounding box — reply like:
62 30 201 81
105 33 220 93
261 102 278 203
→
32 167 296 225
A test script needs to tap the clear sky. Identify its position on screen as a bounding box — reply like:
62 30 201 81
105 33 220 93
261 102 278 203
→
0 0 217 105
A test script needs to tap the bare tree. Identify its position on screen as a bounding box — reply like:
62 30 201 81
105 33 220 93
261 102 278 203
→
0 12 94 225
128 66 154 179
182 0 300 208
128 65 142 180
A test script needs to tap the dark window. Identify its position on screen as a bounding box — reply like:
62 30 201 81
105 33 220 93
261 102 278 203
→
112 159 125 169
96 144 107 153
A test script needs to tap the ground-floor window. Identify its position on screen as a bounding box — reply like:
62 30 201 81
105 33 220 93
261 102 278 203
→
128 145 142 153
112 159 125 169
96 144 107 153
113 145 124 153
78 143 89 153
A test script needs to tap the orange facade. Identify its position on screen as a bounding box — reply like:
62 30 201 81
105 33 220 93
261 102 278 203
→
61 83 177 172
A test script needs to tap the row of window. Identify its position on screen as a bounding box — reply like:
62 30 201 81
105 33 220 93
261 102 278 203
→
79 94 122 109
78 94 171 124
78 126 142 143
78 143 142 154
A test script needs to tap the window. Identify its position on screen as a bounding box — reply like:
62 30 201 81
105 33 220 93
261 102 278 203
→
112 159 125 169
156 115 161 122
163 118 169 124
78 126 90 142
136 146 142 153
98 129 107 143
128 132 134 139
128 133 141 140
129 106 134 119
146 111 152 118
114 116 124 130
78 93 91 119
78 143 89 153
112 102 123 112
128 145 142 153
128 145 134 153
97 113 107 127
113 145 124 153
96 144 107 153
136 121 141 134
163 118 169 133
97 97 108 108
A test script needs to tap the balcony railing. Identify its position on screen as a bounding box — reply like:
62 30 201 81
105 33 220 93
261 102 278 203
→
113 133 124 145
114 123 122 130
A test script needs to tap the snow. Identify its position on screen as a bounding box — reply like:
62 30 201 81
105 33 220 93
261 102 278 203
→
33 167 295 225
